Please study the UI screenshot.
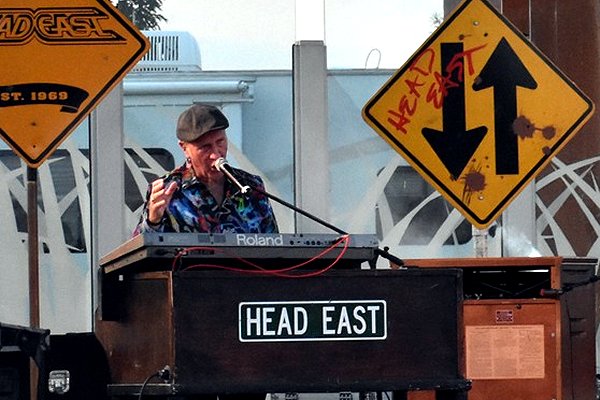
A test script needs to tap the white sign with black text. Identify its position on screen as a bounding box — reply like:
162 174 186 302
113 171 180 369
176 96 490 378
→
239 300 387 342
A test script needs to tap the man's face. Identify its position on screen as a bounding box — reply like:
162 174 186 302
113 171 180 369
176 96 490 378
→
180 129 228 182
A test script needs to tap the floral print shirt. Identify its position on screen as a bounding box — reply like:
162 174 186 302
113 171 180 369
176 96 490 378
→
134 163 279 235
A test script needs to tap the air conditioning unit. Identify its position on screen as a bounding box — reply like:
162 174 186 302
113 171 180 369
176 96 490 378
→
133 31 202 72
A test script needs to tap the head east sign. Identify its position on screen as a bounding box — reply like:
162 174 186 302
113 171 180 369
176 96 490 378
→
362 0 594 229
239 300 387 342
0 0 149 168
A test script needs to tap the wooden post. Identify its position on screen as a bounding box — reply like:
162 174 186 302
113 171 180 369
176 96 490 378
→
27 166 39 400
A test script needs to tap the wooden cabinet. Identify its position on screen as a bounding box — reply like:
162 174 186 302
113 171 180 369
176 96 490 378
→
406 257 598 400
96 269 469 397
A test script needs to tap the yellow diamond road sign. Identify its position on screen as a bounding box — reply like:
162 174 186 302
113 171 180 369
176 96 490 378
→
362 0 594 229
0 0 149 167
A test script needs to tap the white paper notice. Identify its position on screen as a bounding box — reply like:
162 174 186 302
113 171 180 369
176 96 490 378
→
465 325 545 379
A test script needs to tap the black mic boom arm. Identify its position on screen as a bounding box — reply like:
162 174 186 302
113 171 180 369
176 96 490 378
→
246 181 405 267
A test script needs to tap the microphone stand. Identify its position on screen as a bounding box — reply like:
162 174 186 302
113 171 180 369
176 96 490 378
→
237 178 405 268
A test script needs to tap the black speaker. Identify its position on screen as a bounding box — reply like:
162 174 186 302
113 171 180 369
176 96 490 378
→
42 333 109 400
1 322 50 400
0 351 29 400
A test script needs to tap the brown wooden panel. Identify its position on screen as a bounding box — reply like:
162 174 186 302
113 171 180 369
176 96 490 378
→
502 0 530 38
96 272 175 383
529 0 600 256
463 300 560 400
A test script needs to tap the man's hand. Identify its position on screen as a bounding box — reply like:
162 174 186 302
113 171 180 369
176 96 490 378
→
147 179 178 224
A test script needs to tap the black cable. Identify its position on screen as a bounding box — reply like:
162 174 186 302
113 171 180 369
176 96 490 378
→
137 372 159 400
540 274 600 298
137 366 171 400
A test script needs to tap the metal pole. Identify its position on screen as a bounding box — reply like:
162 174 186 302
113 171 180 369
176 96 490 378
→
27 166 39 400
27 166 40 328
472 225 489 257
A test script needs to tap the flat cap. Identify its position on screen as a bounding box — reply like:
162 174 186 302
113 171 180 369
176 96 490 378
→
176 104 229 142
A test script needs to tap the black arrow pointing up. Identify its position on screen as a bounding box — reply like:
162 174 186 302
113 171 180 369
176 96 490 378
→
422 42 488 180
472 37 537 175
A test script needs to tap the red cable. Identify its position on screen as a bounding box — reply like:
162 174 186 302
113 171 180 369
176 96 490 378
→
176 235 351 277
174 235 348 272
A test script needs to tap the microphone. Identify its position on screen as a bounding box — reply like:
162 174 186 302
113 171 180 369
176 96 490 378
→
214 158 250 194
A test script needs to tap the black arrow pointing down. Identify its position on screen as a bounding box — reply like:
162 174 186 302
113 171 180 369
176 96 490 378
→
422 42 487 180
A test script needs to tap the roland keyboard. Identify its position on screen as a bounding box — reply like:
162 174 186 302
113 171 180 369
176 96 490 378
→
100 232 380 274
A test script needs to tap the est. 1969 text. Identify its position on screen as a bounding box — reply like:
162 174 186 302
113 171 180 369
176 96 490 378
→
0 91 69 102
